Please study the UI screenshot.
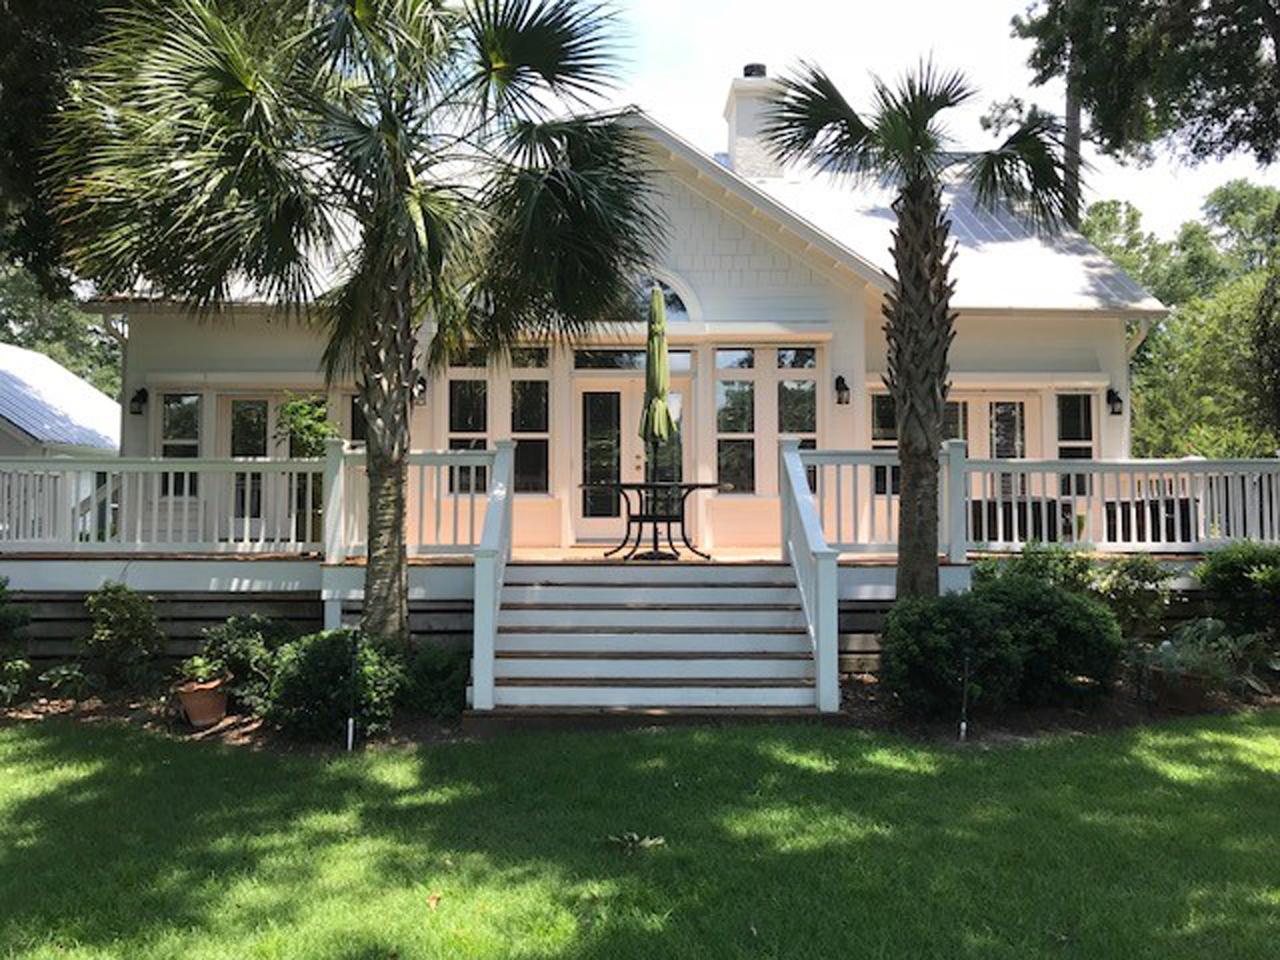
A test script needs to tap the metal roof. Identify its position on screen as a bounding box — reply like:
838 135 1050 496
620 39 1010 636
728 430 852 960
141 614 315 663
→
0 344 120 451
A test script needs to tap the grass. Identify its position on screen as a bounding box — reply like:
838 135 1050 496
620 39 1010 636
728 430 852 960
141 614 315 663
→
0 714 1278 960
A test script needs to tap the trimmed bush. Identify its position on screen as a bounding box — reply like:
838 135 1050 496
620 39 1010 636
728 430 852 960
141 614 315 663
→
265 630 404 741
200 615 297 714
400 644 470 719
976 575 1125 703
1092 555 1171 640
1196 542 1280 634
880 593 1023 718
973 542 1094 595
81 583 164 689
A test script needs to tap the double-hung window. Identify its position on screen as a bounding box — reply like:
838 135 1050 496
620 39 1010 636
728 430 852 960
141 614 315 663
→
161 393 200 496
871 394 968 495
777 347 818 490
511 348 550 493
1057 394 1094 495
448 352 488 493
715 349 756 493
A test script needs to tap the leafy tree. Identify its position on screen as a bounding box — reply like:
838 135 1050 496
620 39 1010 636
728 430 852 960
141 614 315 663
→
0 265 121 396
1015 1 1280 164
763 62 1070 597
52 0 662 648
1132 274 1276 457
0 0 105 292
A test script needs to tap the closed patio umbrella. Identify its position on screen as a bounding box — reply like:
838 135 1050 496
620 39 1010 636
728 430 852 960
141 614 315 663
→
638 283 676 480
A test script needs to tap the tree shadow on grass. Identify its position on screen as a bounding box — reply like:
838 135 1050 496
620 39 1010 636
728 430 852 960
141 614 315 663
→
0 712 1277 959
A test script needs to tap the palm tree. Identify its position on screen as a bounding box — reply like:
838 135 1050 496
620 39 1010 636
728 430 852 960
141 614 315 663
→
51 0 663 648
764 62 1071 598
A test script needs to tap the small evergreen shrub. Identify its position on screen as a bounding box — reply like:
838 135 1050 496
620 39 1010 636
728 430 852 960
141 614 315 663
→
0 577 31 707
265 630 404 741
976 575 1124 703
0 577 30 649
400 644 471 719
880 593 1023 717
81 583 164 689
973 542 1094 595
1196 542 1280 633
1092 555 1171 640
0 655 32 707
200 615 296 713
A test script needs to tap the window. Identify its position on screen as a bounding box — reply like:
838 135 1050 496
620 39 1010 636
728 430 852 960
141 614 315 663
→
716 348 754 369
350 396 368 443
575 349 692 373
716 379 755 492
779 379 817 490
161 393 200 496
448 379 487 492
510 347 548 368
449 346 487 368
633 278 691 325
511 379 549 493
1057 394 1094 495
870 395 967 494
990 400 1027 497
777 347 817 370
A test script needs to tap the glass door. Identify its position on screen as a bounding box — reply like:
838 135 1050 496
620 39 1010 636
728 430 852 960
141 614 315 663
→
572 379 688 542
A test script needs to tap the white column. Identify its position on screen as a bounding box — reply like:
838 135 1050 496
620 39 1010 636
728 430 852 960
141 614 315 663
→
944 439 969 567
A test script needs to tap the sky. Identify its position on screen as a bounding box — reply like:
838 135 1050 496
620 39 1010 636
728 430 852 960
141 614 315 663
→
602 0 1280 239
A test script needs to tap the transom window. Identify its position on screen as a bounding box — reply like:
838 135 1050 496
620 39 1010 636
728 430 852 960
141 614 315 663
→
633 278 690 325
575 349 692 372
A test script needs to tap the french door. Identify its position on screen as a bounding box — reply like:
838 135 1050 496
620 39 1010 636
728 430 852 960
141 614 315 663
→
571 378 687 542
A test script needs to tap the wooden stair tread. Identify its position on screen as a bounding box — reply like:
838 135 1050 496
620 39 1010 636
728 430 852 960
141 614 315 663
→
495 651 811 660
495 678 815 688
500 602 801 611
498 625 807 635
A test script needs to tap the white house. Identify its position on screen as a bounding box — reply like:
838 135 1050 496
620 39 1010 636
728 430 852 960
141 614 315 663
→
105 67 1159 553
0 344 119 457
2 67 1276 714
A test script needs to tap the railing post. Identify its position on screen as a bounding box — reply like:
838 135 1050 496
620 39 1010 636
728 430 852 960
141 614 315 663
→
814 551 840 713
472 548 497 710
323 437 347 565
944 439 968 566
778 439 800 563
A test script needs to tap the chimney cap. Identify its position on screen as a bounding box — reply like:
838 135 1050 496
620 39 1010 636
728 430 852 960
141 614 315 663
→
743 63 767 78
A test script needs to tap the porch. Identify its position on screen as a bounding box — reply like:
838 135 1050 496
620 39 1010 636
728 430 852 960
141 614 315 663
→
0 442 1274 713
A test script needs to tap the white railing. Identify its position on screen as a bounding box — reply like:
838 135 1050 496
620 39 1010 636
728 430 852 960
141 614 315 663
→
795 442 1280 557
778 440 840 713
0 457 325 552
964 455 1280 553
470 441 515 711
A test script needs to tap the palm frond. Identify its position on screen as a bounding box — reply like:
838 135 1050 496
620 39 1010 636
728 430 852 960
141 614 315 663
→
762 62 879 175
964 108 1073 234
869 59 974 182
461 0 618 122
51 0 333 310
469 112 663 358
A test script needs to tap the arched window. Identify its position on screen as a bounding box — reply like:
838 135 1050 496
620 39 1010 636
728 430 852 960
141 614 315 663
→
634 276 692 324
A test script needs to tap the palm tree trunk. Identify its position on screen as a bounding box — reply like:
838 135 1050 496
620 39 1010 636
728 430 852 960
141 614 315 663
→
358 282 417 650
884 177 956 599
1064 66 1083 229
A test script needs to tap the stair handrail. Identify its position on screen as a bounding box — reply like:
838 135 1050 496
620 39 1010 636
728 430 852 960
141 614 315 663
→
470 440 516 711
778 439 840 713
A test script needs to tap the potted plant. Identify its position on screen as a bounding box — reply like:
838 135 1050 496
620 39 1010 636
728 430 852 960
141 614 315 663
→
175 654 230 729
1145 620 1232 712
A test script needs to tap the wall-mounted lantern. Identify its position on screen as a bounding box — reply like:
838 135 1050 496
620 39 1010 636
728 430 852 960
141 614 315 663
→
129 388 149 415
834 375 851 406
1106 387 1124 416
412 373 429 406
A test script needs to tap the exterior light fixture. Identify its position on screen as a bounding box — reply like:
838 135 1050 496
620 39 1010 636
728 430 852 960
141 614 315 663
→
129 388 149 415
1106 387 1124 416
834 375 851 405
412 373 429 405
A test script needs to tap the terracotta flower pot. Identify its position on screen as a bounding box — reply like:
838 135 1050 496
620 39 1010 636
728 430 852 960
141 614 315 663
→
1148 666 1216 713
176 677 228 729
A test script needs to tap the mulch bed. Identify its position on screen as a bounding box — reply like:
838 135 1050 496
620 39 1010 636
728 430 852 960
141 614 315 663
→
4 680 1276 753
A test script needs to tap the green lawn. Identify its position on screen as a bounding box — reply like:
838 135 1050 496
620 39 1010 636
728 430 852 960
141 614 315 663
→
1 714 1277 960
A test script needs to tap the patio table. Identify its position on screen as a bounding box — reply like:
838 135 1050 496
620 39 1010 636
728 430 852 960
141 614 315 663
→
581 481 729 560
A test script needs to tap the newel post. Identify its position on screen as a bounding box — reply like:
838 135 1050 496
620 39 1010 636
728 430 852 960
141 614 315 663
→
778 438 800 563
943 439 968 566
323 437 347 565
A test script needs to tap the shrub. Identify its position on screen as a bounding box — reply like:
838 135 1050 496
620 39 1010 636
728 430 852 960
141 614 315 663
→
880 593 1023 718
973 542 1094 595
200 615 296 713
81 583 164 689
1093 555 1172 640
400 644 470 719
976 575 1125 703
1196 542 1280 634
265 630 404 741
0 577 29 649
38 662 93 699
0 655 31 707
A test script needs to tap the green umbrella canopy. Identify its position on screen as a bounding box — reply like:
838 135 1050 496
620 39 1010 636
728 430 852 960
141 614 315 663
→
639 283 676 448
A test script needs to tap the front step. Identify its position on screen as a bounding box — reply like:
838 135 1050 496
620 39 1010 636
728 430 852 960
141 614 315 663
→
483 562 815 712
